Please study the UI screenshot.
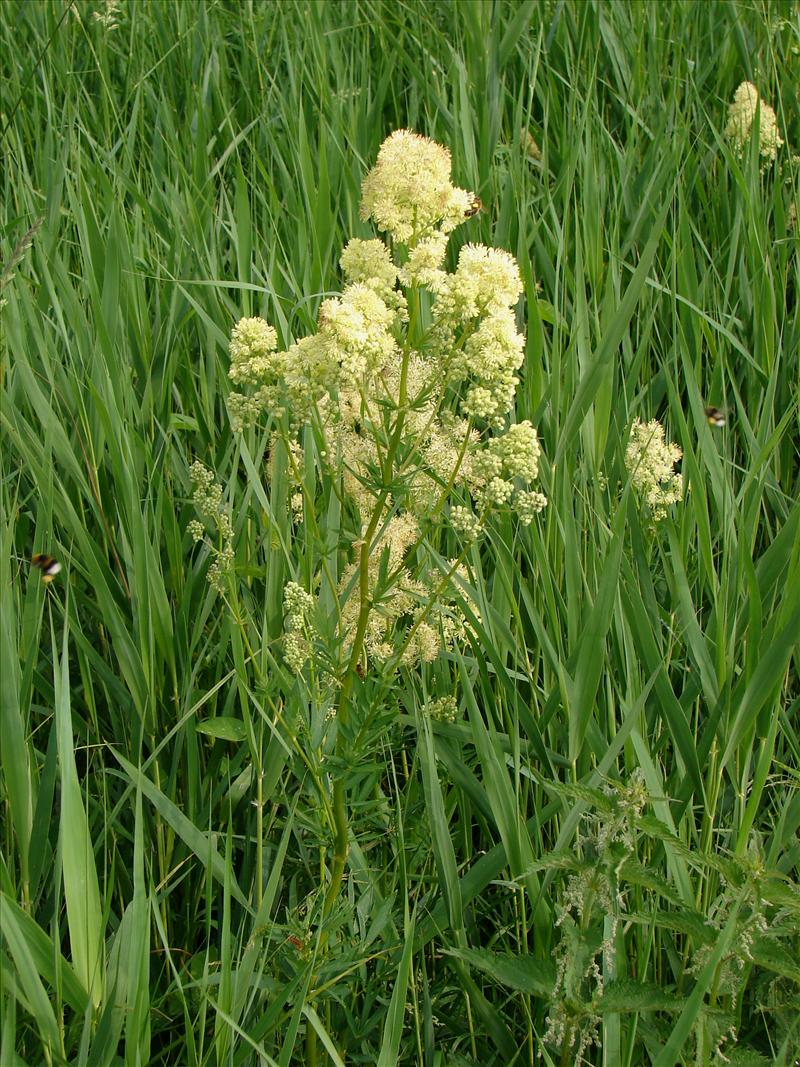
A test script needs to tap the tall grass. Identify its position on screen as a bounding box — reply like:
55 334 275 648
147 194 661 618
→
1 1 798 1064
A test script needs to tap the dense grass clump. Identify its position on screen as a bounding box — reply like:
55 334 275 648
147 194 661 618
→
1 2 798 1064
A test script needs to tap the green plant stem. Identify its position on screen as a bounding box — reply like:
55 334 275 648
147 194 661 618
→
256 730 264 910
321 335 414 922
308 302 417 1067
306 1026 318 1066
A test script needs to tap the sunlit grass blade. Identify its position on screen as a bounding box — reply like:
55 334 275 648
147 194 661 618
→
0 903 62 1058
52 609 105 1011
0 528 33 896
377 912 416 1067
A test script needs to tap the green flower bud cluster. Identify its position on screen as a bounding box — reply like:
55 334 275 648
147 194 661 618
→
283 582 316 674
423 695 459 723
189 462 234 594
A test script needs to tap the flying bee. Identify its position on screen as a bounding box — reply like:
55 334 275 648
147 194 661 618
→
31 553 61 583
704 406 726 427
464 194 483 218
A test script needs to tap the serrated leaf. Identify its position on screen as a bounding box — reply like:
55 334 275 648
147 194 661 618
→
749 939 800 982
722 1051 774 1067
759 879 800 914
525 851 587 874
535 776 616 810
629 909 716 943
619 859 682 905
443 947 555 997
597 979 684 1014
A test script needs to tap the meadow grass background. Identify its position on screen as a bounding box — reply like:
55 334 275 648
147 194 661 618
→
1 0 799 1064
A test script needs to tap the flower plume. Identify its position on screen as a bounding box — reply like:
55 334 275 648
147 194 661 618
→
725 81 783 163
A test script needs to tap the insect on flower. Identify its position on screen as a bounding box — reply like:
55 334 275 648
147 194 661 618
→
704 406 726 427
31 553 61 583
463 194 483 218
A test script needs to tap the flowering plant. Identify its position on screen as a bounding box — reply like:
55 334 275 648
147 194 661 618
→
219 129 546 676
624 418 683 521
189 133 548 1057
724 81 783 164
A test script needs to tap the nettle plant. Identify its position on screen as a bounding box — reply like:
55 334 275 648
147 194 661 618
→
190 125 546 938
535 776 800 1066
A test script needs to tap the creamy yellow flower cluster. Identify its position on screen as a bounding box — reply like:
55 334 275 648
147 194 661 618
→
225 130 549 670
228 279 401 432
434 245 526 425
470 420 547 523
725 81 783 163
227 130 546 537
624 419 683 521
447 420 547 536
338 513 476 668
359 129 474 243
228 318 282 431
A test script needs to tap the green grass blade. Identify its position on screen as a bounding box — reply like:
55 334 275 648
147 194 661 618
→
53 610 105 1010
376 913 416 1067
109 748 249 910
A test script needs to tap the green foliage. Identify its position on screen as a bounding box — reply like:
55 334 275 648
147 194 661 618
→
2 1 799 1065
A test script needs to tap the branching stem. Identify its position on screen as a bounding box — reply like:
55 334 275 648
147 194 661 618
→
322 314 414 922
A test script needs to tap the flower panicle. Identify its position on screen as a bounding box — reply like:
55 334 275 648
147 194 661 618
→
215 129 549 670
625 418 683 520
359 129 475 244
189 462 234 594
725 81 783 163
283 582 316 673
